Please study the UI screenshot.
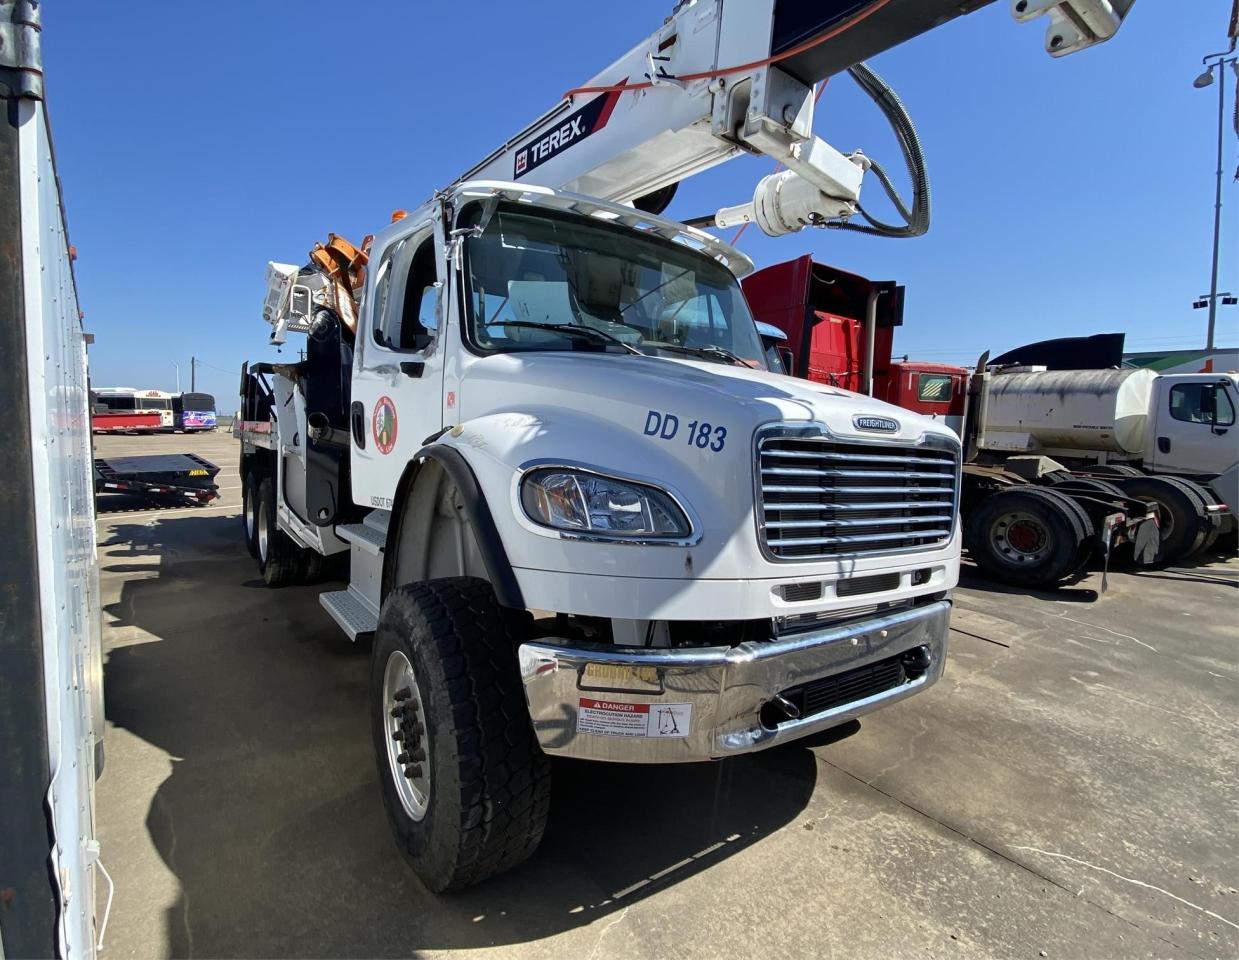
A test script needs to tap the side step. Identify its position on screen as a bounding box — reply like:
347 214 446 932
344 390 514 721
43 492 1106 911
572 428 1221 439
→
319 587 379 641
335 520 386 556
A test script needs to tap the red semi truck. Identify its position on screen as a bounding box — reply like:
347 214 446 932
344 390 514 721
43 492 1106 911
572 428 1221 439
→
744 257 1229 587
742 257 968 436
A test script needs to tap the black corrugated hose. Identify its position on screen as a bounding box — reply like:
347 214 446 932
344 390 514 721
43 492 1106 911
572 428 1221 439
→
828 61 930 238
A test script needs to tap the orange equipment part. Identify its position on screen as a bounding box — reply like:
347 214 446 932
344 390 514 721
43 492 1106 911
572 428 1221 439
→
309 232 370 291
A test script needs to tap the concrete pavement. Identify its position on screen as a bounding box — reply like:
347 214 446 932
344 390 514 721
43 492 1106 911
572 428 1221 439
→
93 430 1239 959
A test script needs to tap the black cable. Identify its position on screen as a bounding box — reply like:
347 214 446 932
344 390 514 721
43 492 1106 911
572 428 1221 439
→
827 61 930 239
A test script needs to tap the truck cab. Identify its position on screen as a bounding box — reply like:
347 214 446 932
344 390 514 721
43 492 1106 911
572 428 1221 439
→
1146 373 1239 514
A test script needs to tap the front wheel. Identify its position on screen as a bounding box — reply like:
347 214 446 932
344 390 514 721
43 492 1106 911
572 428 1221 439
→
370 578 551 892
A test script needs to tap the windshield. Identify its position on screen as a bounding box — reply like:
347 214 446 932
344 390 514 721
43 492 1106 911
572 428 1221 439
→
460 202 765 365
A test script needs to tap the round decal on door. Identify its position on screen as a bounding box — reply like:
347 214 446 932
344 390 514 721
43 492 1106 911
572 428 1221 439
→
372 396 398 455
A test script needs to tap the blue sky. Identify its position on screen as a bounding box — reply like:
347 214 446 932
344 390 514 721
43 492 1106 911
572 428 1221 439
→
46 1 1238 403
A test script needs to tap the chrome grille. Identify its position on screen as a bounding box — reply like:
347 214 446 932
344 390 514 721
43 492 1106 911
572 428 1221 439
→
758 434 959 560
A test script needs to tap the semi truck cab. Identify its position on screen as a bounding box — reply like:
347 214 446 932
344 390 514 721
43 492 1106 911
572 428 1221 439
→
1146 373 1239 513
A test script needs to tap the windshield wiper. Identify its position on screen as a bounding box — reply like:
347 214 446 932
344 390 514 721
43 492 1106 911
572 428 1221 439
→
492 321 642 355
647 342 748 366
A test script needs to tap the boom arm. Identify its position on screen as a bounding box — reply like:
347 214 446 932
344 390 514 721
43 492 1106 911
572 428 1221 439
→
459 0 1136 236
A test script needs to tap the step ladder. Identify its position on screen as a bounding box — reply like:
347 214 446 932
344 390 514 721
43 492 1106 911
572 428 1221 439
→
319 509 389 640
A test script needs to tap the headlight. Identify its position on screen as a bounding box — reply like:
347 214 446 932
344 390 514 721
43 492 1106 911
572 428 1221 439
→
520 468 691 539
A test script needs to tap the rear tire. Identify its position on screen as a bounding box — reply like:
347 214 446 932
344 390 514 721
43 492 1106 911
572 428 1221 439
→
257 477 304 586
242 471 259 558
1091 464 1144 478
1154 476 1222 557
1115 475 1208 564
1047 477 1126 499
1190 484 1225 555
965 486 1092 587
370 578 551 892
301 549 327 584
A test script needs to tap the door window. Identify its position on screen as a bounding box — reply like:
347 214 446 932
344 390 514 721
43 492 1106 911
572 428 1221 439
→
1169 383 1235 426
373 229 439 353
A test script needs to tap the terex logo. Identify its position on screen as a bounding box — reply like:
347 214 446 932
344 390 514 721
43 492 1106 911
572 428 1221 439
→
513 81 626 179
854 415 900 433
528 116 586 165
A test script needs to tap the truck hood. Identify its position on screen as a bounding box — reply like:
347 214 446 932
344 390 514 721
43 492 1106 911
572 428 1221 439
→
451 350 961 582
458 351 955 448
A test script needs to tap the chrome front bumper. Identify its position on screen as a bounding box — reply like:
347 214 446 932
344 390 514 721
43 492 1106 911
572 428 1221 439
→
517 599 950 763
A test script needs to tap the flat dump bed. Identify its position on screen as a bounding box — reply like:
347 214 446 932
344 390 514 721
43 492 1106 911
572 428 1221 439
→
92 411 163 433
93 453 220 504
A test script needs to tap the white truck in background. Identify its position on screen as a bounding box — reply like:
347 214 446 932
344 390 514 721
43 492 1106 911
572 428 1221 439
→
237 0 1137 891
964 367 1236 569
0 3 106 956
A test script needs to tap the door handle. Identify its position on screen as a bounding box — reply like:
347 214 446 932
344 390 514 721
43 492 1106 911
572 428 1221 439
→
1157 436 1170 454
400 361 425 378
351 401 365 449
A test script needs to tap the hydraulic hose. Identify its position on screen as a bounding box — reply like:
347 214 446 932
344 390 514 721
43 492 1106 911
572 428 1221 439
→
828 61 930 239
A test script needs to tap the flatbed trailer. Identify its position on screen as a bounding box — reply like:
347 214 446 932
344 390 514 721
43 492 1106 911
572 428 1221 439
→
93 453 220 505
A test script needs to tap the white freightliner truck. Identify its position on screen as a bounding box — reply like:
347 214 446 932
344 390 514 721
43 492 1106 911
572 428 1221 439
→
237 0 1137 890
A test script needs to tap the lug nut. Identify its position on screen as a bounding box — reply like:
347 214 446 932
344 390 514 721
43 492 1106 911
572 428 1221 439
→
398 751 411 763
394 687 412 702
404 764 423 779
390 706 404 718
391 730 403 742
408 747 426 763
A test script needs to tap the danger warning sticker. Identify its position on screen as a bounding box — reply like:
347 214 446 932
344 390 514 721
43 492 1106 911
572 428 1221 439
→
576 699 691 739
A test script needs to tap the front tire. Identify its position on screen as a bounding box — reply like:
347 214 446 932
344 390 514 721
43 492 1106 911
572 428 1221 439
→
370 578 551 892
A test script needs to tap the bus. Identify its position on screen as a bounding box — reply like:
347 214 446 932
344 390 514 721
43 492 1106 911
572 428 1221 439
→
92 387 174 432
173 392 218 431
92 388 217 432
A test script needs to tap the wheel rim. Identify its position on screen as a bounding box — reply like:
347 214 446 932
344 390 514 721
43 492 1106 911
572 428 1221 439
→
257 499 270 563
244 486 256 540
383 650 431 821
992 510 1051 563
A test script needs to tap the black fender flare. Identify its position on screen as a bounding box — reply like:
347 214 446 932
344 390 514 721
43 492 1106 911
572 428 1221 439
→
382 444 524 609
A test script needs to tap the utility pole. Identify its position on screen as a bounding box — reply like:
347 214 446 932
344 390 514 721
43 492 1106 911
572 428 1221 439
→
1193 53 1238 351
191 356 196 392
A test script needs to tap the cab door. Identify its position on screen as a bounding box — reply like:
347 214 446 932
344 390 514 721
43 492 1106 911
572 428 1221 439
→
350 215 448 509
1149 377 1237 479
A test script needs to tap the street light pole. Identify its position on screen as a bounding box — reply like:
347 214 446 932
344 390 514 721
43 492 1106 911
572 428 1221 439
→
1194 54 1237 351
172 362 180 393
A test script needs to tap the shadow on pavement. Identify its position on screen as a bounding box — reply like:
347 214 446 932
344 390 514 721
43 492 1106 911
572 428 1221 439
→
101 513 823 957
96 493 221 515
958 563 1099 603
